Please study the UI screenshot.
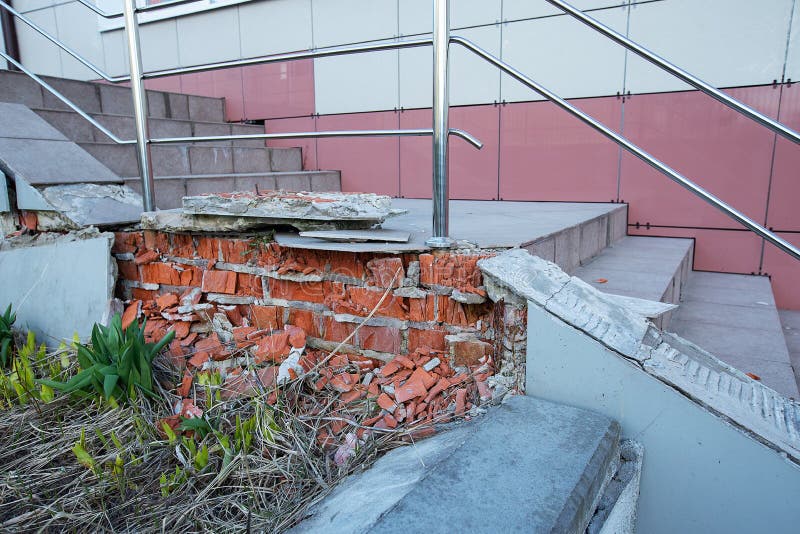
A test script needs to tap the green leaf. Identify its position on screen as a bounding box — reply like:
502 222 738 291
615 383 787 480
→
194 444 209 470
72 442 96 473
103 374 120 400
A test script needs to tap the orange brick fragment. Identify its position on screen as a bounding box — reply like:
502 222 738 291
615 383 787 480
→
455 388 467 416
177 371 193 397
395 378 427 403
121 300 141 330
201 270 237 294
377 393 396 412
156 293 179 311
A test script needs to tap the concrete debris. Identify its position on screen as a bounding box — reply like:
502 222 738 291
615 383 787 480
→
299 229 411 243
183 190 393 222
451 288 487 305
39 183 142 227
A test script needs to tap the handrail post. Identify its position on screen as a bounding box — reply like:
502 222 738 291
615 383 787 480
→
427 0 453 248
123 0 155 212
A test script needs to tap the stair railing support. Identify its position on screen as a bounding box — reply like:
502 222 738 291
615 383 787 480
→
123 0 155 212
427 0 453 248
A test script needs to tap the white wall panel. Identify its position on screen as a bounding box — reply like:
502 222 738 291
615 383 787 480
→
0 16 7 70
501 5 627 102
451 25 501 106
626 0 792 94
502 0 626 22
782 0 800 83
15 0 56 14
239 0 313 57
176 7 241 67
399 0 430 36
54 2 106 79
140 20 180 72
451 0 501 29
101 29 128 78
399 44 431 109
314 49 399 114
312 0 397 48
17 8 61 77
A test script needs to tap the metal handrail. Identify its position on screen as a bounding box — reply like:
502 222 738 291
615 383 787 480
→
0 0 127 83
545 0 800 145
451 36 800 262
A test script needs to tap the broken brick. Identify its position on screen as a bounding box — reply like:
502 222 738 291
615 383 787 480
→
253 332 290 363
377 393 396 412
121 300 141 330
366 257 404 288
134 249 160 265
201 270 237 294
395 378 427 403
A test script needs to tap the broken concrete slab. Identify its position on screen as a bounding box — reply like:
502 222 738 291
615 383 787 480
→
0 171 9 213
141 209 380 233
275 231 428 253
0 229 117 343
38 184 142 228
292 396 621 534
298 229 411 243
182 191 393 222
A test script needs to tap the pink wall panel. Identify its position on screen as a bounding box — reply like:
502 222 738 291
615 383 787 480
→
242 60 315 121
264 116 318 170
629 226 763 274
499 98 621 202
398 109 431 198
178 70 217 98
144 75 182 93
316 112 399 196
767 85 800 231
179 68 245 121
397 105 499 199
619 87 779 229
762 232 800 309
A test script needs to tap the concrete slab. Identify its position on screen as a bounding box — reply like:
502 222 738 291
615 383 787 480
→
0 172 9 213
299 229 411 242
0 102 68 141
0 231 116 344
669 272 797 398
0 70 44 108
292 396 620 534
780 310 800 391
39 184 142 227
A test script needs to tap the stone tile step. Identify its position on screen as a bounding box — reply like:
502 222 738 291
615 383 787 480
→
79 142 302 178
291 395 621 533
0 69 225 122
123 171 342 210
670 272 798 398
573 236 693 329
33 108 268 148
780 310 800 393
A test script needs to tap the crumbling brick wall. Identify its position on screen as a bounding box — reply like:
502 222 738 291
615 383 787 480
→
112 230 525 392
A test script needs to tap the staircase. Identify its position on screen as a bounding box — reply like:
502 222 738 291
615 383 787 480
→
0 69 341 214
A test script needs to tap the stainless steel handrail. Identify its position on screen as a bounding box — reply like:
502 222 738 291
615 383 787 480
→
0 0 127 83
451 36 800 261
0 50 134 145
545 0 800 145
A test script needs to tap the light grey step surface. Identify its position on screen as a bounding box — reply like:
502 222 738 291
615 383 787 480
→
573 236 694 329
780 310 800 391
292 395 621 534
33 108 268 148
669 272 799 398
0 103 120 186
123 171 342 209
0 69 225 123
79 142 302 178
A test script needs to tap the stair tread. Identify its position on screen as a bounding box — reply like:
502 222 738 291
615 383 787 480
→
573 236 693 303
780 310 800 393
671 272 798 398
124 170 340 180
31 107 263 128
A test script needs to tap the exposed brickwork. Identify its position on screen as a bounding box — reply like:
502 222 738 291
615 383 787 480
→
113 231 526 390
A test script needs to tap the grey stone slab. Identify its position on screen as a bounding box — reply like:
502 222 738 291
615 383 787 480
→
526 236 556 263
674 300 784 331
0 138 121 185
166 92 189 120
0 172 9 212
15 179 52 210
0 232 116 343
309 170 341 192
275 172 311 191
609 205 628 244
293 396 620 534
98 84 134 116
92 114 135 142
188 95 225 122
125 177 187 210
146 90 168 119
231 123 266 148
233 173 277 192
779 310 800 391
39 75 101 114
0 70 44 107
185 176 238 197
150 118 193 139
299 229 410 243
193 121 232 145
269 147 302 172
0 102 68 140
233 147 270 173
555 225 581 274
189 146 234 175
32 109 95 142
276 232 428 253
79 142 138 177
579 216 609 263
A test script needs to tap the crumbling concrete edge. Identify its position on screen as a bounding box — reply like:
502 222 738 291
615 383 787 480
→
478 248 800 464
588 440 644 534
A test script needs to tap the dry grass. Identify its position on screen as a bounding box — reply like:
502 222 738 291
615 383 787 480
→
0 352 422 533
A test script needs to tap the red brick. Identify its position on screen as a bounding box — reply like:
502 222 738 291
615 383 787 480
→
250 305 283 330
143 231 169 253
395 377 427 403
357 325 401 353
18 211 37 231
179 266 203 287
408 297 426 322
220 239 251 264
131 287 157 301
169 234 195 258
270 279 325 303
455 388 467 416
201 270 237 294
410 367 437 389
337 287 407 320
407 328 447 352
328 251 365 279
196 237 220 261
322 317 356 343
237 273 264 297
288 308 317 337
121 300 141 330
377 393 396 411
419 254 434 285
366 257 404 288
117 260 139 282
156 293 179 310
134 249 160 265
285 324 306 348
451 339 492 366
113 231 143 254
253 332 290 363
141 263 181 285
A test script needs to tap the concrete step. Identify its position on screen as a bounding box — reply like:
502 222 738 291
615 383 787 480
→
0 69 225 122
573 236 694 329
123 171 342 209
780 310 800 393
292 395 622 533
669 272 799 398
33 108 267 148
78 142 302 178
